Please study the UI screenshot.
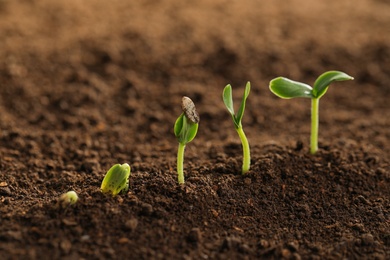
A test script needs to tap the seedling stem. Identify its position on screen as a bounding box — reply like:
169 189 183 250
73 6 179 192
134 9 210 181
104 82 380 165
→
311 98 319 154
236 127 250 173
177 142 186 184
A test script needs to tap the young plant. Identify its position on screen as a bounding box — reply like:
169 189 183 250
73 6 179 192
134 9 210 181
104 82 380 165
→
269 70 354 154
101 163 131 196
174 96 199 184
58 191 78 208
222 82 251 174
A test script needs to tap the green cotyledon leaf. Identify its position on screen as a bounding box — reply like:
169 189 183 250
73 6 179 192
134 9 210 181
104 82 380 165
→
269 77 313 99
223 84 235 118
174 113 184 138
174 113 198 144
235 82 251 128
101 163 131 196
312 71 354 98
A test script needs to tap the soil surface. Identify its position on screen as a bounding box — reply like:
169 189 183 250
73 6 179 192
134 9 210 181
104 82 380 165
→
0 0 389 259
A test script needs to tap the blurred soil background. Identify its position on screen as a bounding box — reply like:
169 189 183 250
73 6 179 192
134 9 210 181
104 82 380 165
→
0 0 389 259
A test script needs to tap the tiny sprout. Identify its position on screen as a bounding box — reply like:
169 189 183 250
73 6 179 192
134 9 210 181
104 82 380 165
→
58 191 78 208
101 163 131 196
174 96 199 184
222 82 251 174
269 70 354 154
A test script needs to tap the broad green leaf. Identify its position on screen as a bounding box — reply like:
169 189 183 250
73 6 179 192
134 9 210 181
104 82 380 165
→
236 81 251 128
222 84 235 116
313 71 354 98
101 163 131 196
269 77 313 99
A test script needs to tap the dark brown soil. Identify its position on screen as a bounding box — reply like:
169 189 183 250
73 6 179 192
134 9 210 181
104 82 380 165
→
0 0 389 259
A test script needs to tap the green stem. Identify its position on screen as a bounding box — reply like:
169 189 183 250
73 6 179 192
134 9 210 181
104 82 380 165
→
236 127 250 174
311 98 319 155
177 142 186 184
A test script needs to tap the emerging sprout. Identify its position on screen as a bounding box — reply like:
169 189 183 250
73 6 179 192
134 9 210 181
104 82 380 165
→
269 70 354 154
58 191 78 208
222 82 251 174
101 163 131 196
174 96 199 184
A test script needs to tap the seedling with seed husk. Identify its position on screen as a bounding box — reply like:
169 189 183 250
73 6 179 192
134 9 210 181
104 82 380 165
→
174 96 199 184
101 163 131 196
269 70 354 154
223 82 251 174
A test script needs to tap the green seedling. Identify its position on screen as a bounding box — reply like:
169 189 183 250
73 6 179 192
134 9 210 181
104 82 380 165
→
101 163 131 196
58 190 78 208
223 82 251 174
174 96 199 184
269 70 354 154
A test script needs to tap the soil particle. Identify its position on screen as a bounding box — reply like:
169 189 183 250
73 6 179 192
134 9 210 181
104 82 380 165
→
187 228 203 245
124 218 139 232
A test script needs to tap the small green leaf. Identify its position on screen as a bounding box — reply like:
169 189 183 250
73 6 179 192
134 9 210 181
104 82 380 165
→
185 119 198 143
236 82 250 127
269 77 313 99
101 163 131 196
222 85 235 116
313 71 354 98
174 113 184 137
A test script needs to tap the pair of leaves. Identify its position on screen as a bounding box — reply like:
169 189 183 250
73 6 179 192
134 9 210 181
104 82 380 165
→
174 113 199 145
101 163 131 196
269 71 353 99
223 82 251 129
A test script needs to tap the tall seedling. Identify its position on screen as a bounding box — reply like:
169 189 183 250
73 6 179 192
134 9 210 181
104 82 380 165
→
269 71 353 154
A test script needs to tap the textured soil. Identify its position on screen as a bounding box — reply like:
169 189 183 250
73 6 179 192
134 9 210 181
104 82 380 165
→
0 0 389 259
